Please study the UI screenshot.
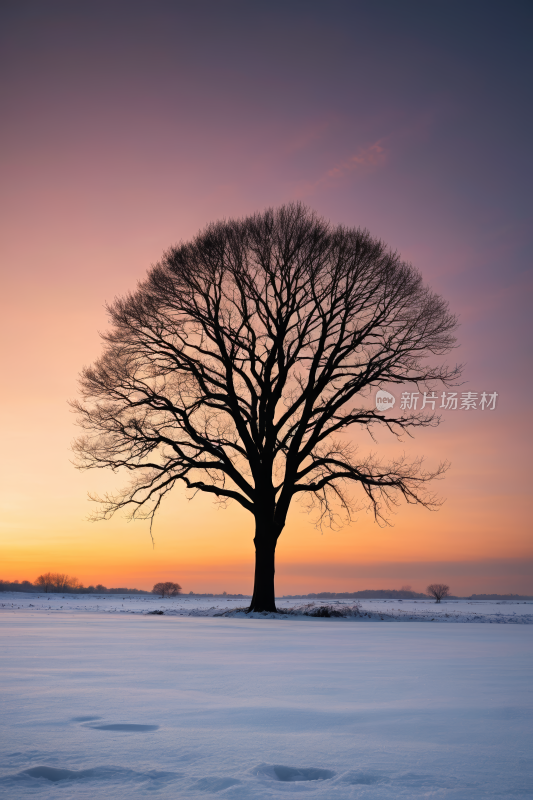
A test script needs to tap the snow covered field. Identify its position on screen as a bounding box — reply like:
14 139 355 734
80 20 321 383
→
1 592 533 623
1 600 532 799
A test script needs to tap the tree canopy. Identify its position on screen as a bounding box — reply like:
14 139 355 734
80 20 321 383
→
34 573 80 592
427 583 451 603
73 203 460 611
153 581 182 597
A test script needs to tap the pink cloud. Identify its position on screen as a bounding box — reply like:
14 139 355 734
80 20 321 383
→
291 140 389 199
326 141 387 178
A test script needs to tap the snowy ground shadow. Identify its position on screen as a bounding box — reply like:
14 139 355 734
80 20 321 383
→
191 776 242 792
336 769 389 785
85 723 159 731
4 765 180 785
254 764 335 782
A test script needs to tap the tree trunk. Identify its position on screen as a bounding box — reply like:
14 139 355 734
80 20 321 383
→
248 521 279 613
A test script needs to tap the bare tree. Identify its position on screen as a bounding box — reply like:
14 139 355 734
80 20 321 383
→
34 573 55 593
153 581 182 597
427 583 450 603
35 573 80 592
51 573 78 592
72 204 460 612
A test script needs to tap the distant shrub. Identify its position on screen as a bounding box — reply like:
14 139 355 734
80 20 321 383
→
153 581 182 597
426 584 450 603
279 603 361 618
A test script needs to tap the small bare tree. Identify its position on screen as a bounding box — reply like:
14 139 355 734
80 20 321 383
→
153 581 182 597
72 204 460 612
427 583 450 603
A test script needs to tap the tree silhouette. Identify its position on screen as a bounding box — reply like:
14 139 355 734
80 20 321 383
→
34 572 79 592
72 204 460 612
34 573 55 593
153 581 182 597
427 583 450 603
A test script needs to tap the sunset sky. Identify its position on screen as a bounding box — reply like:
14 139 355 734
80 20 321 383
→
1 1 531 595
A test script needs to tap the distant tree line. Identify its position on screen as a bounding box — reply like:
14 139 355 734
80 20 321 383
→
186 591 247 597
1 579 530 600
0 580 37 593
151 584 251 597
281 589 429 600
0 576 150 594
467 593 533 601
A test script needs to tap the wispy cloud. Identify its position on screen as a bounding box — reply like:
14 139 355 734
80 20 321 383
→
326 141 387 179
292 139 388 199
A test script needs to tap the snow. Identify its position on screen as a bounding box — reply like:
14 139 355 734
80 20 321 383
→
1 592 532 623
0 598 532 799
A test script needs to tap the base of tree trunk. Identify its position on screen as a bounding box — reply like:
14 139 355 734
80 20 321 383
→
247 599 278 613
248 533 278 613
